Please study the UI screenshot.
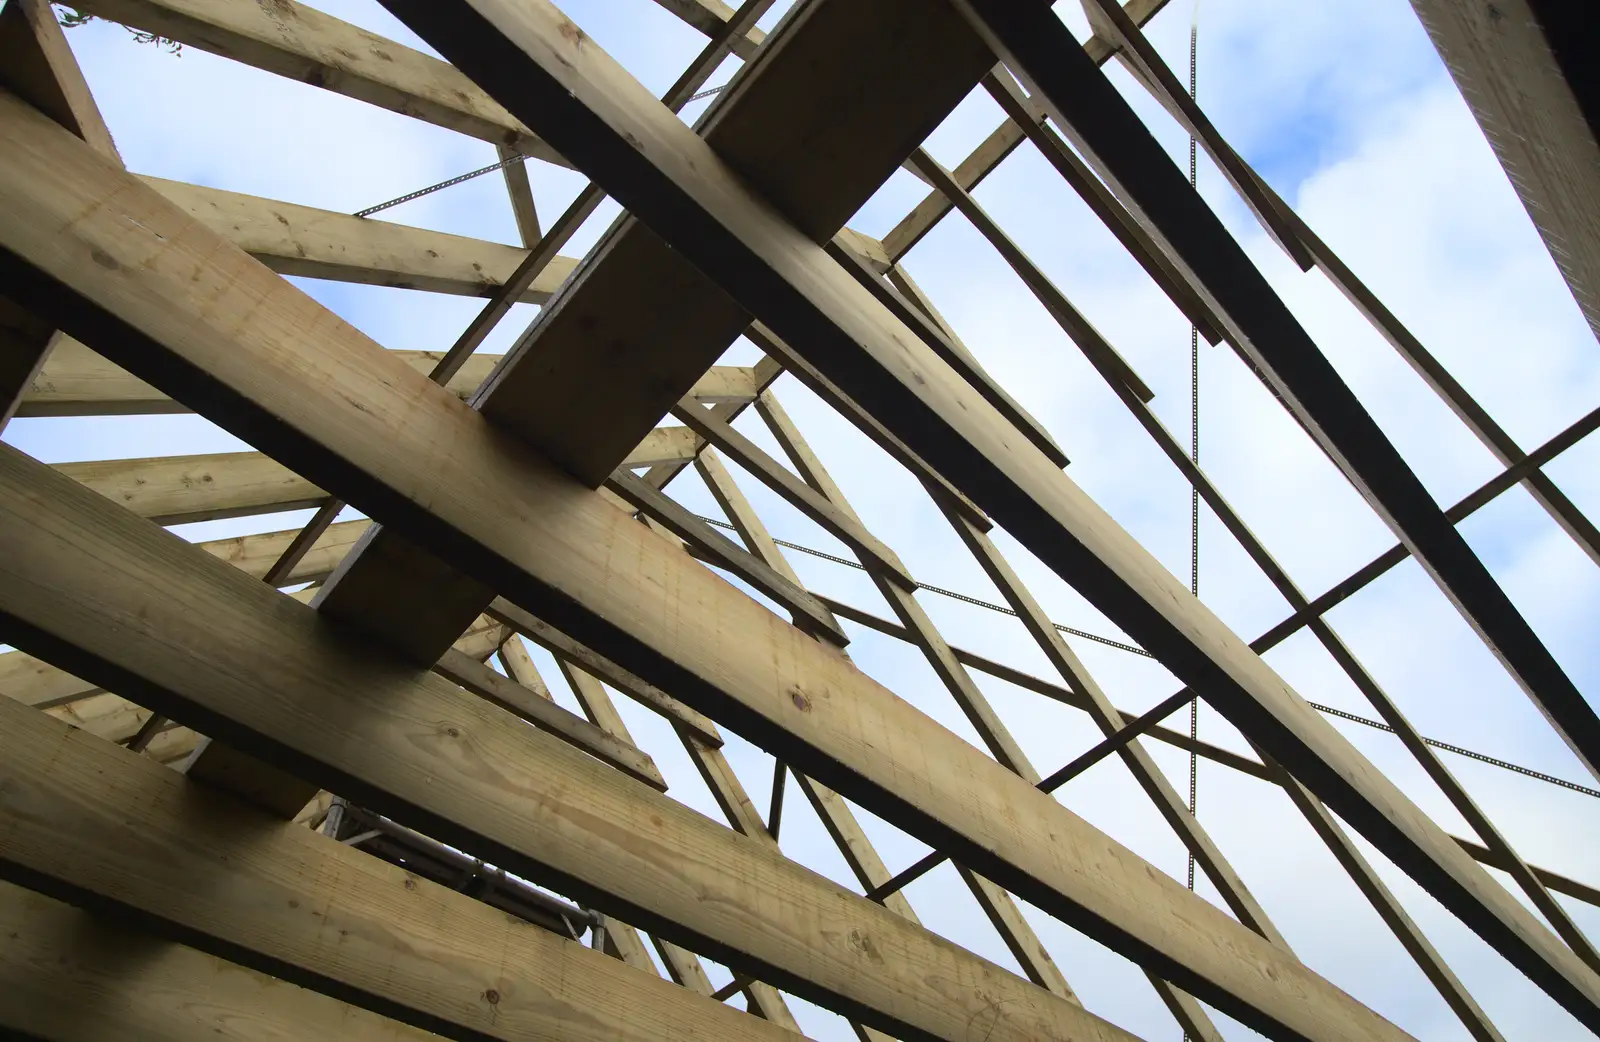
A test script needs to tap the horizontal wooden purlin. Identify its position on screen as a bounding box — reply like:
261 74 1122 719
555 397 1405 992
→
57 450 324 526
0 880 445 1042
0 706 812 1042
0 452 1147 1042
70 0 567 164
52 430 699 526
0 101 1412 1041
365 0 1596 1031
19 336 762 417
1 513 724 751
146 175 579 301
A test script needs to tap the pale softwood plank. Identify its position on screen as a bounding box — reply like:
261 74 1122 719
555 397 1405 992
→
71 0 564 163
5 517 367 737
0 880 446 1042
0 0 119 162
19 336 759 417
0 449 1145 1042
498 143 541 245
0 0 121 429
145 177 578 302
52 428 700 524
0 704 812 1042
358 2 1600 1027
57 450 325 525
0 87 1425 1040
1407 0 1600 341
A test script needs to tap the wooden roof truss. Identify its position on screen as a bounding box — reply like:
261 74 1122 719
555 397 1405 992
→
1 0 1597 1039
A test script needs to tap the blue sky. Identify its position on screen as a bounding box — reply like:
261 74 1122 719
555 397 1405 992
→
8 0 1600 1038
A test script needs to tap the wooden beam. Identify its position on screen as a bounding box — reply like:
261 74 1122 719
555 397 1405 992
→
331 5 1600 1027
58 450 325 526
21 337 755 417
0 0 120 431
498 144 541 245
461 0 992 486
146 176 578 302
0 451 1151 1042
0 297 58 432
70 0 565 163
1406 0 1600 341
0 95 1452 1037
54 429 700 526
313 0 1001 667
0 0 119 163
0 880 446 1042
0 704 816 1042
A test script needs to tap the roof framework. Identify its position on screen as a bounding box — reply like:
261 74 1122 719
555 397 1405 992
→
0 0 1596 1040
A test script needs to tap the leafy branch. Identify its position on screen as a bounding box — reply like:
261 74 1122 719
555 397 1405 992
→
53 5 182 54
